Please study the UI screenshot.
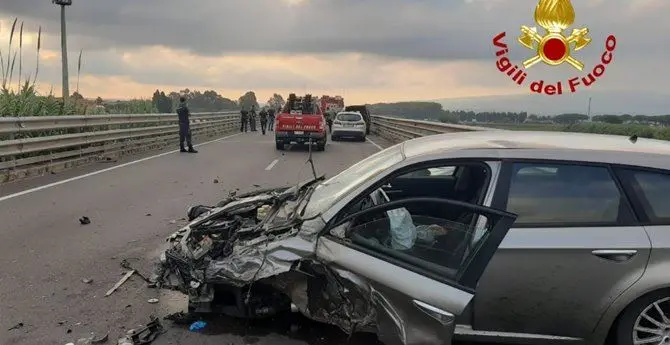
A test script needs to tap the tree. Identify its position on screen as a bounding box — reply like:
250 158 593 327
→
238 91 259 111
152 90 172 113
162 89 236 112
71 91 84 101
266 93 285 110
95 97 103 105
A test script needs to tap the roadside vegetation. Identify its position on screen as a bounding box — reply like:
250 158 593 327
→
368 101 670 141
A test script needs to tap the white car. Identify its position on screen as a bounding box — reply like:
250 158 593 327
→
331 111 367 141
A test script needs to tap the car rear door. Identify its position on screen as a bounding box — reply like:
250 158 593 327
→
472 161 649 339
316 197 517 345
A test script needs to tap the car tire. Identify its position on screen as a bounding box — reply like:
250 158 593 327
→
317 143 325 151
331 135 338 141
275 142 284 150
360 135 366 142
615 290 670 345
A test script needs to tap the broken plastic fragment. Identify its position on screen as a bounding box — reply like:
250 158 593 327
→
188 321 207 332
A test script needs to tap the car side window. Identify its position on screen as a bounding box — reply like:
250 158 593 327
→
345 202 493 280
505 163 624 225
622 170 670 223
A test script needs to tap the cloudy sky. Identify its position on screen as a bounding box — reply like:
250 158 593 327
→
0 0 668 113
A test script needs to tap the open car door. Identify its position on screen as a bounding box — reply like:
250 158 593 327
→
316 197 516 345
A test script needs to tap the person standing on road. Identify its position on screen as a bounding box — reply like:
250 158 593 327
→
177 97 198 153
249 105 257 132
240 108 249 132
259 107 268 135
267 107 275 132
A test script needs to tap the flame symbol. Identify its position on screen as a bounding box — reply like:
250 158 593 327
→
534 0 575 33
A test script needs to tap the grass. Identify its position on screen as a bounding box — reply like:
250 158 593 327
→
0 17 155 118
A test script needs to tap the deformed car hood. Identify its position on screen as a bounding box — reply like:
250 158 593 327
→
154 180 326 289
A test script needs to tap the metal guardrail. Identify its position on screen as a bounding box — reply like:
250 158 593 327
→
0 112 496 184
0 111 241 183
370 115 500 142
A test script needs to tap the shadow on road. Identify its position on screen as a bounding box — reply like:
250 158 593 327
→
167 311 383 345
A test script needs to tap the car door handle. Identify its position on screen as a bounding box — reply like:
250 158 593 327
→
412 300 455 326
591 249 638 262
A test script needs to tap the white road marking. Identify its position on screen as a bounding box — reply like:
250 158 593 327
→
265 159 279 171
0 132 243 203
366 137 384 151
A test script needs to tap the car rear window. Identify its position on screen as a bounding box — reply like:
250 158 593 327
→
337 113 362 121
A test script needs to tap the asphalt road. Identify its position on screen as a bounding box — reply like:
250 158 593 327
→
0 131 397 345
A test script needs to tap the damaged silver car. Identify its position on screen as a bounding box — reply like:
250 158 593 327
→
153 141 517 345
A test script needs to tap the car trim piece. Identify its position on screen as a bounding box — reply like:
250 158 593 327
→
454 325 584 344
413 300 456 325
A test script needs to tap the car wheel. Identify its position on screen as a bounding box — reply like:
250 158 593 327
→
331 135 338 141
317 143 325 151
360 135 367 142
275 142 284 150
616 291 670 345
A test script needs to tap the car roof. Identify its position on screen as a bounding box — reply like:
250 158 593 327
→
401 131 670 170
337 111 362 115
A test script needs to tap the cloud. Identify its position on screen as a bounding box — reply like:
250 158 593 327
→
0 0 668 113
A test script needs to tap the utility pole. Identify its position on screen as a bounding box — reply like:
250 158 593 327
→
53 0 72 101
587 97 592 121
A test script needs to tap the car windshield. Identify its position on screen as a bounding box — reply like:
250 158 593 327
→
302 144 404 218
337 113 362 121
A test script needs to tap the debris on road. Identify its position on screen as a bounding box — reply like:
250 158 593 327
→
79 216 91 225
105 270 135 297
122 316 165 344
117 336 133 345
82 278 93 284
7 322 23 330
91 333 109 344
213 178 219 184
188 321 207 332
120 259 151 283
147 298 158 304
163 312 197 325
145 213 152 217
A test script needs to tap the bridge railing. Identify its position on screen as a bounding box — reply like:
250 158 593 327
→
0 111 240 183
0 112 497 184
370 115 499 142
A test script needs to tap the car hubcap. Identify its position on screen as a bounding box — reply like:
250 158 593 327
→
633 297 670 345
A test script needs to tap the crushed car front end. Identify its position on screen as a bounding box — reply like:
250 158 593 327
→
151 178 375 333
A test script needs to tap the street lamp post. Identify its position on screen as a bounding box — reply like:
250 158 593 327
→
53 0 72 101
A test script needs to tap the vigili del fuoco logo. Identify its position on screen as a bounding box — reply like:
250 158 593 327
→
492 0 616 95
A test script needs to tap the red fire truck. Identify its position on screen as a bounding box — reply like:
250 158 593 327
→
319 95 344 114
274 94 328 151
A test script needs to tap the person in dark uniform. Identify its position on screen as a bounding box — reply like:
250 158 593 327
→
259 107 268 135
240 108 248 132
326 110 334 133
266 107 275 131
177 97 197 153
249 105 257 131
